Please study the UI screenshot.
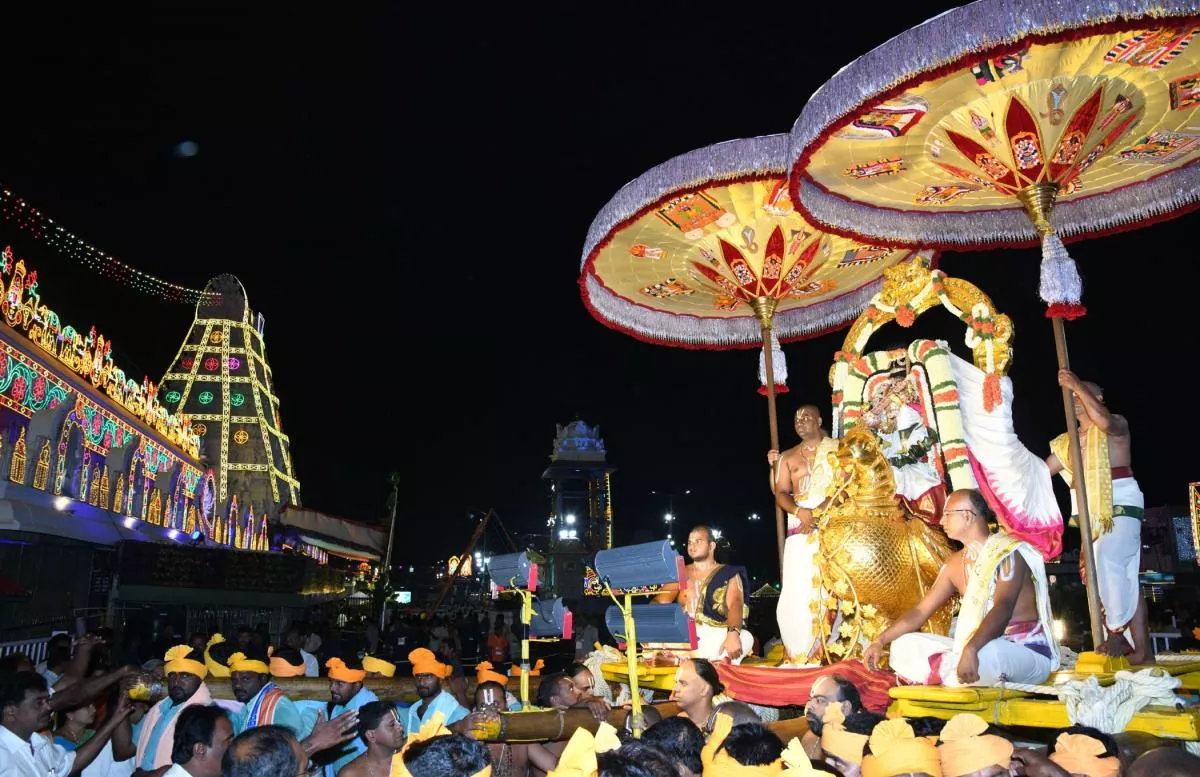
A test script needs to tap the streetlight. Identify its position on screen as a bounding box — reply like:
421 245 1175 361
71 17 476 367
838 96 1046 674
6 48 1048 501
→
748 513 761 522
711 528 723 540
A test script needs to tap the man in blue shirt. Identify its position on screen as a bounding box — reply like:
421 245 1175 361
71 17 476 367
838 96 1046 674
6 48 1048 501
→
400 648 472 735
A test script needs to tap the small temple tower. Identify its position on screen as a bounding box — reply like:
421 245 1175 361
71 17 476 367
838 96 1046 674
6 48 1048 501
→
542 419 615 553
158 275 299 531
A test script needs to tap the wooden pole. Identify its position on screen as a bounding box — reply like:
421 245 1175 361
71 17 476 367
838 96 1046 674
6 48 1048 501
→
751 297 785 575
1052 317 1104 649
209 674 547 703
425 509 492 617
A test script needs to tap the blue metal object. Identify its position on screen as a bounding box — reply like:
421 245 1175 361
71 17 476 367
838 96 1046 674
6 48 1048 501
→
489 551 535 590
593 540 681 589
604 603 694 646
530 597 572 638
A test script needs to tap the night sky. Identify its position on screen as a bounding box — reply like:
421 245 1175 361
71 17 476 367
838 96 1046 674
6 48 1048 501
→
0 5 1195 580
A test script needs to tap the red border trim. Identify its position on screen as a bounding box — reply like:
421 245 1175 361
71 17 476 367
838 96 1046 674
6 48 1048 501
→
788 15 1200 247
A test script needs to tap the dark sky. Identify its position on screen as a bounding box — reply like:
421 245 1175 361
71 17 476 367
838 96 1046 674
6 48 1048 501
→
0 5 1195 580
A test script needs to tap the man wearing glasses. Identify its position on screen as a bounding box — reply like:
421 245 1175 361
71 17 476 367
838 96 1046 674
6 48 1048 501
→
863 489 1061 686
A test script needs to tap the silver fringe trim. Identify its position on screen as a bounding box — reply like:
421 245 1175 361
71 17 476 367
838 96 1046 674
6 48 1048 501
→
789 0 1200 157
758 329 788 386
581 135 789 267
797 161 1200 246
1039 233 1083 305
582 273 885 348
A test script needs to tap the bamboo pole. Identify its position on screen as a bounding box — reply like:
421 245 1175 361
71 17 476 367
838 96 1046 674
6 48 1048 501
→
751 296 785 575
208 675 547 703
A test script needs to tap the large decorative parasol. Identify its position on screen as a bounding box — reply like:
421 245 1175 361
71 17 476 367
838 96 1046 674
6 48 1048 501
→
787 0 1200 645
580 133 935 568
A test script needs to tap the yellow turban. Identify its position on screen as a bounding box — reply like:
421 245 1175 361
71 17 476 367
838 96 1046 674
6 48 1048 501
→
547 722 622 777
409 648 452 679
203 634 230 678
390 713 495 777
1048 733 1120 777
701 712 784 776
781 738 815 774
820 706 868 766
510 659 545 677
227 652 270 674
476 661 509 687
325 657 367 683
860 719 941 777
269 655 306 677
164 645 208 680
938 714 1013 777
363 655 397 677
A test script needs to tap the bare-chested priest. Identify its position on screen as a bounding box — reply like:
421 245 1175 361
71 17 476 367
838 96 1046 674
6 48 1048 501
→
769 405 838 665
864 488 1060 686
1047 369 1150 663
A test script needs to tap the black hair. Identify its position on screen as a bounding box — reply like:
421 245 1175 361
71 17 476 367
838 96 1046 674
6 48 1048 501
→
1046 725 1119 758
1 671 47 711
536 672 571 707
823 674 863 712
906 715 947 739
46 635 72 668
958 488 998 526
402 733 491 777
689 526 716 544
689 658 725 696
640 716 704 775
0 653 32 674
474 680 506 706
842 711 886 736
717 722 784 766
171 704 229 765
272 647 305 668
598 742 678 777
222 724 299 777
356 700 397 745
566 663 590 678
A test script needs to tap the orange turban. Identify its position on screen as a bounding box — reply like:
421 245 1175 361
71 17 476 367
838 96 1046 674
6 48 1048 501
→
1048 733 1120 777
164 645 208 680
227 652 270 674
408 648 452 679
938 714 1013 777
510 659 545 677
363 655 397 677
820 706 868 766
325 657 367 683
860 719 941 777
204 634 230 678
701 712 784 776
270 655 306 677
476 661 509 686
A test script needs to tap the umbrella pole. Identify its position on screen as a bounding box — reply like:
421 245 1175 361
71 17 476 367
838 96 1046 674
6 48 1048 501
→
751 297 785 574
1051 318 1104 650
1019 184 1103 650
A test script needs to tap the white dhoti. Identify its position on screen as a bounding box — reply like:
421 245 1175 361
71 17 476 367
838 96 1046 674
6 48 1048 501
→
693 623 754 665
1075 477 1144 636
777 526 821 664
890 628 1053 687
892 532 1059 687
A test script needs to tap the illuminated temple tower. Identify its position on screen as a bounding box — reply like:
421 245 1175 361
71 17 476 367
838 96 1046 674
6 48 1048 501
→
158 275 299 531
542 420 614 597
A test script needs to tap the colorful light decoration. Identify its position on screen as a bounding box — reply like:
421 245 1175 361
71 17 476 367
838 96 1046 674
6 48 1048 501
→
0 244 200 458
0 187 216 304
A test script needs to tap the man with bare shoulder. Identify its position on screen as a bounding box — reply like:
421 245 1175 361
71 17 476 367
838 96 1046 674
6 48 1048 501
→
1047 369 1150 663
660 527 754 663
767 405 838 665
864 489 1060 686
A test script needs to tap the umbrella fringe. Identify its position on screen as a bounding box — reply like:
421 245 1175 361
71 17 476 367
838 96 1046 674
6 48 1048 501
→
1038 233 1087 320
758 330 788 394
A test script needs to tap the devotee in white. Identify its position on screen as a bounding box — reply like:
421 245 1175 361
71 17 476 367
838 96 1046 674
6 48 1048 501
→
865 488 1059 686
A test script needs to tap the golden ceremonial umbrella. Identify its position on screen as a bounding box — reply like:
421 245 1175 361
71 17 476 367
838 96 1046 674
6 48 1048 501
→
580 133 935 569
787 0 1200 645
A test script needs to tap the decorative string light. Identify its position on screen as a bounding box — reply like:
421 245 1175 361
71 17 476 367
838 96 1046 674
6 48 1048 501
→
0 186 215 304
